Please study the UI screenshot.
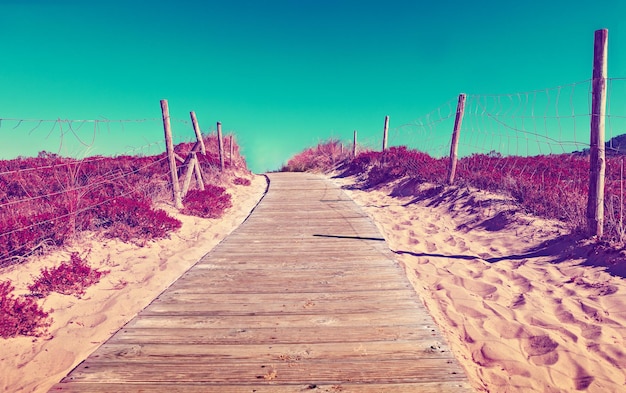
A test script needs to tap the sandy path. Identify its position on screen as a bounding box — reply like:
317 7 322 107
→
0 175 267 393
336 176 626 393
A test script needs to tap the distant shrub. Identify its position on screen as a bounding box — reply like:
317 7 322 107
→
28 252 108 298
182 186 232 219
0 280 51 338
282 139 352 172
290 142 626 242
233 177 251 186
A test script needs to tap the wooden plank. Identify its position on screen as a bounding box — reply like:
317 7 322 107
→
50 381 472 393
61 359 467 384
123 309 437 329
83 340 454 363
155 289 416 304
106 325 438 345
50 173 471 392
194 258 395 270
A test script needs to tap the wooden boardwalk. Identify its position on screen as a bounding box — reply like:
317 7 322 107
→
51 172 472 392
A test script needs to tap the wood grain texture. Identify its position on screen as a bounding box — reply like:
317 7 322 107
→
50 172 472 392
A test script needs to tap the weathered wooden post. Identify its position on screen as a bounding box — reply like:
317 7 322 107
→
448 93 467 185
190 111 206 155
217 121 225 171
160 99 183 209
194 155 205 190
382 116 389 151
587 28 608 238
230 135 234 165
353 130 358 158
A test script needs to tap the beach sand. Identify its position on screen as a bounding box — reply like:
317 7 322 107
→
334 175 626 393
0 175 267 393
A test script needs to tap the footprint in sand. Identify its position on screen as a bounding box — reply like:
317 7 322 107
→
511 293 526 309
527 316 578 343
510 274 534 293
485 319 529 340
555 303 604 339
81 313 107 328
571 363 595 390
587 342 626 368
425 241 437 253
425 223 439 235
554 305 577 324
522 334 559 366
579 301 610 323
451 276 498 300
443 235 457 247
580 323 602 340
473 343 532 377
457 304 489 319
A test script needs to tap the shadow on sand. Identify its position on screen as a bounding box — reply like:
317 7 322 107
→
393 234 626 279
334 171 626 280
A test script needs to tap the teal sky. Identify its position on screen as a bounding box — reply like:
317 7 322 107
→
1 1 625 172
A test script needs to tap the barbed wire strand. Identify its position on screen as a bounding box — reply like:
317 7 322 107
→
0 156 168 209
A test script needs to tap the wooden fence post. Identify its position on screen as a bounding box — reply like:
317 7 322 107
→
190 111 206 155
448 93 467 185
587 28 608 238
382 116 389 151
217 121 225 171
160 99 183 209
230 135 234 165
193 155 205 190
353 130 358 157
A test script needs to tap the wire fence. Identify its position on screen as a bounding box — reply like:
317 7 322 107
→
387 78 626 159
0 113 227 265
353 73 626 241
0 117 209 161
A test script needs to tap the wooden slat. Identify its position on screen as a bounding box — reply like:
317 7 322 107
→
61 359 467 383
50 173 471 392
122 309 438 329
106 325 436 345
50 381 471 393
83 340 452 363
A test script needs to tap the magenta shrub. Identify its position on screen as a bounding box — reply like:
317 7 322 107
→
281 139 352 172
233 177 251 186
0 280 51 338
182 185 232 219
94 196 182 242
28 252 108 298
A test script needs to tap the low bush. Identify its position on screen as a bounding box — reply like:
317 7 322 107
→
94 196 182 242
281 139 353 172
0 280 51 338
28 252 108 298
182 185 233 219
233 177 251 186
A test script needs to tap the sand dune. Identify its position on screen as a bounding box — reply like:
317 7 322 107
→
336 176 626 393
0 175 267 393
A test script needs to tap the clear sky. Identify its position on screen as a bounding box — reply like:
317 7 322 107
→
1 1 625 172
